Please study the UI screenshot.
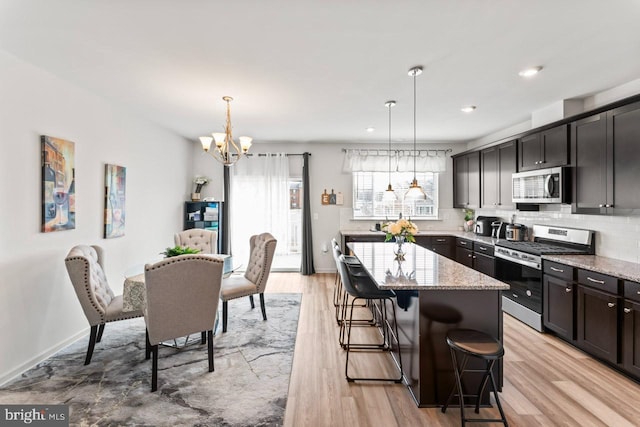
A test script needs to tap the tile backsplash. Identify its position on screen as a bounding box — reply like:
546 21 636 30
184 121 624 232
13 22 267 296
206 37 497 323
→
475 204 640 264
340 205 640 264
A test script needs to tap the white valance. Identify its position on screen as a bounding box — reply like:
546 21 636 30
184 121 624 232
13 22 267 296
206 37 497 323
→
342 149 449 173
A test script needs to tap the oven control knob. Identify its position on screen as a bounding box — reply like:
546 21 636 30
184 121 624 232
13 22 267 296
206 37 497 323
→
526 290 532 297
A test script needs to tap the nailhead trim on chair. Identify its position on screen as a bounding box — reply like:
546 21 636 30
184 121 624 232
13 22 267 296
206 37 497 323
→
146 255 224 271
66 255 107 324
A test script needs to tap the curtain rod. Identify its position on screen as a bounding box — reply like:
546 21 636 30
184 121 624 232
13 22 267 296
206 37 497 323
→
245 152 310 157
341 148 451 154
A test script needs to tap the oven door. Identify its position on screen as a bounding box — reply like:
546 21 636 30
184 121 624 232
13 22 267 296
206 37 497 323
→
495 257 542 313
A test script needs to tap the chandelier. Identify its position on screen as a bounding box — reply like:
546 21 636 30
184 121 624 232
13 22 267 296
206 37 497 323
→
199 96 252 166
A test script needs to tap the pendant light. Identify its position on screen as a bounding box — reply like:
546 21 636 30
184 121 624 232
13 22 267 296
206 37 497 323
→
405 66 427 201
382 100 397 203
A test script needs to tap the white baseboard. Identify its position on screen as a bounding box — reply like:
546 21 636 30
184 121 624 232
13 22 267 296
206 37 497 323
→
0 329 87 387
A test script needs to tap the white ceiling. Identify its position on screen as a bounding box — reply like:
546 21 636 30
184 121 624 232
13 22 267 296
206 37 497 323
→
1 0 640 144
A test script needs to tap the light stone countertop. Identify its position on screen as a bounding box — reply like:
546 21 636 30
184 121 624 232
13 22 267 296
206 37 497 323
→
341 229 500 246
347 241 510 291
543 254 640 283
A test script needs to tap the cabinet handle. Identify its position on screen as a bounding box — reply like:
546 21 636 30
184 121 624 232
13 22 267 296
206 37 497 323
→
478 246 487 251
565 287 572 293
460 241 467 245
550 266 564 273
607 302 615 308
599 204 604 208
473 255 477 259
512 293 518 298
624 308 632 314
436 239 446 242
468 253 473 258
605 204 614 208
637 291 640 295
587 277 605 285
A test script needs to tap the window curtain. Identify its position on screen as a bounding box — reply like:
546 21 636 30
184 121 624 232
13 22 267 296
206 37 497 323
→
342 149 447 173
301 152 314 275
229 153 289 268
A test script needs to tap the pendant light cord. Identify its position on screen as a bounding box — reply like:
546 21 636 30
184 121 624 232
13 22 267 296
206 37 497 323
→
388 103 392 184
413 71 417 181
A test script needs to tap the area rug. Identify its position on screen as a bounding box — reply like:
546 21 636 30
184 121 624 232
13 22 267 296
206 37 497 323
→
0 293 301 426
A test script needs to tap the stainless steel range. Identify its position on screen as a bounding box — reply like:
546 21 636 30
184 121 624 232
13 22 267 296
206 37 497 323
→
494 225 595 331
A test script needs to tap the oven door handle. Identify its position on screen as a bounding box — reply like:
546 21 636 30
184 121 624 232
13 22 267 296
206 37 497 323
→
494 251 541 270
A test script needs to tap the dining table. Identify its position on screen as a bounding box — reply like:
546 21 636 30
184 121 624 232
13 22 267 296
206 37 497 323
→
123 254 233 313
347 241 510 408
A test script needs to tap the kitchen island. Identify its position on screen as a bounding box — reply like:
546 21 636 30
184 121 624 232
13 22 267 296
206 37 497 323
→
347 241 510 407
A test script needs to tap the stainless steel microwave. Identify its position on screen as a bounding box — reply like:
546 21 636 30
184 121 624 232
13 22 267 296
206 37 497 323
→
512 167 569 204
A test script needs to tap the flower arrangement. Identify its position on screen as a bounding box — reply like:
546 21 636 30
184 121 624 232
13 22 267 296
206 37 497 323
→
382 218 419 243
193 176 210 194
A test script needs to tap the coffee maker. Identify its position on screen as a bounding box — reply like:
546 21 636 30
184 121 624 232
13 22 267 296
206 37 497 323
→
491 221 507 239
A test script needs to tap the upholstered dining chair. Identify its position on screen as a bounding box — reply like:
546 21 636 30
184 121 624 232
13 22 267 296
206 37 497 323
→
174 229 218 254
65 245 143 365
143 254 224 392
220 232 277 332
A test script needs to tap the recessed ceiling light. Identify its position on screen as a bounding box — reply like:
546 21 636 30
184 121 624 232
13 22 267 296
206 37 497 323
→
518 66 543 77
366 127 375 133
461 105 476 113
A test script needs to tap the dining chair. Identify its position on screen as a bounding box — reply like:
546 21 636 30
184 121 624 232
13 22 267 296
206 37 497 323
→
143 254 224 392
174 229 218 254
220 232 277 332
65 245 143 365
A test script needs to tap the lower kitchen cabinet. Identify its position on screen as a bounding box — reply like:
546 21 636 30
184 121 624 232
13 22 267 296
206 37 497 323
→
543 275 575 342
430 236 454 259
623 280 640 378
577 285 620 364
623 299 640 378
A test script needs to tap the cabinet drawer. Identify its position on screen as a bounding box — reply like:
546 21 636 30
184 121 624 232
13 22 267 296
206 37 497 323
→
432 236 452 245
543 261 574 282
624 280 640 303
577 269 620 295
473 242 494 256
474 252 495 277
456 238 472 249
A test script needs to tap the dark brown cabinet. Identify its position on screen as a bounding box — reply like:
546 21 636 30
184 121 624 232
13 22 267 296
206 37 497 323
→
542 268 576 342
415 235 453 260
623 281 640 378
518 124 569 172
481 140 516 209
455 238 474 267
572 101 640 215
455 238 495 276
577 283 620 364
453 151 480 209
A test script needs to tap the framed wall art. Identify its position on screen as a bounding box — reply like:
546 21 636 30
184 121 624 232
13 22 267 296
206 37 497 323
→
104 164 126 238
41 135 75 233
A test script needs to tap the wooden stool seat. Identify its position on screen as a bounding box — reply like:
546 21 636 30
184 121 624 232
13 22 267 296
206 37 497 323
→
442 329 508 426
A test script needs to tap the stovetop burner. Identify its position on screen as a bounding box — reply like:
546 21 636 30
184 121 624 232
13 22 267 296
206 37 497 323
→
495 240 588 256
495 224 595 256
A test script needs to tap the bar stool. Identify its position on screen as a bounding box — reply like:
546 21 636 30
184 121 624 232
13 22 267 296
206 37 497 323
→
441 329 508 426
337 255 403 383
331 242 370 327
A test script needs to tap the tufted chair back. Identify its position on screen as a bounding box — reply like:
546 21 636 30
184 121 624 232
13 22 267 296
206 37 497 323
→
65 245 115 326
174 229 218 254
244 232 277 293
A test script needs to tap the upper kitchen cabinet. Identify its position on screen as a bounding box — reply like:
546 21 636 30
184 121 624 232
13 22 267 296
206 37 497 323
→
572 101 640 215
453 151 480 209
481 140 516 209
518 124 569 171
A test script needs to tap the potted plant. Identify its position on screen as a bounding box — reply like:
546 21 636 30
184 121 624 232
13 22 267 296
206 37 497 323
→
161 246 201 258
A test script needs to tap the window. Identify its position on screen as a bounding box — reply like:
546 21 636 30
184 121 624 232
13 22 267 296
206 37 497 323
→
353 171 438 219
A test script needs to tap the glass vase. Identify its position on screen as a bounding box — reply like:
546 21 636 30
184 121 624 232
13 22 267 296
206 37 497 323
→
394 235 406 261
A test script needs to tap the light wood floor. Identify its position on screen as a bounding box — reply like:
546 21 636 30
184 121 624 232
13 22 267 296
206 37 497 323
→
266 272 640 427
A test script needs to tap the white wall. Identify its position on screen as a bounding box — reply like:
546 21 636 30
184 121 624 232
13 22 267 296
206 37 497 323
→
0 50 193 384
190 141 466 273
